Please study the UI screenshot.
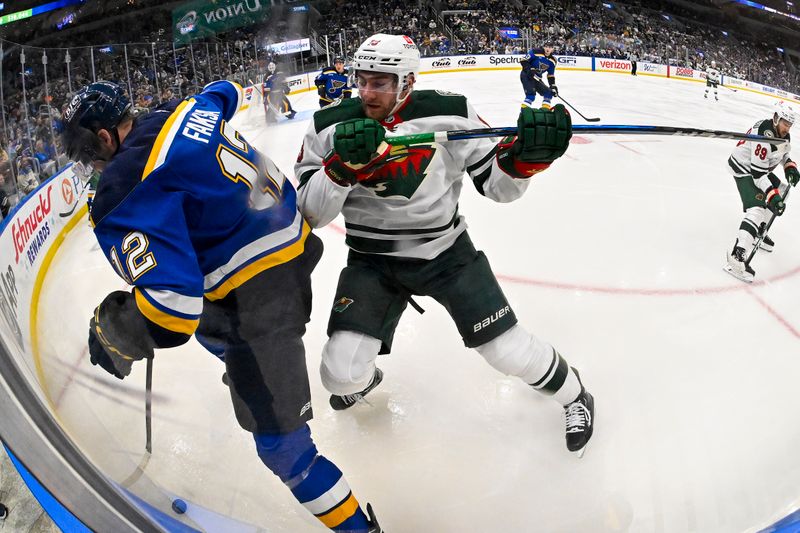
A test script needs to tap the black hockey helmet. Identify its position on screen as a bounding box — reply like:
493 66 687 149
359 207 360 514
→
334 56 345 64
543 40 555 49
62 81 131 165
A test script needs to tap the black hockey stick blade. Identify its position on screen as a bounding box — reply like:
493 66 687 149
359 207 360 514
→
557 95 601 122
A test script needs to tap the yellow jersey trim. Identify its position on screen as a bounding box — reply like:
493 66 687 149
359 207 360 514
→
142 99 192 181
135 288 199 335
205 221 310 301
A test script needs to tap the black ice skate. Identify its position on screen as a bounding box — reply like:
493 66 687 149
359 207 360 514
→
758 234 775 253
330 368 384 410
723 239 755 283
564 369 594 458
366 503 383 533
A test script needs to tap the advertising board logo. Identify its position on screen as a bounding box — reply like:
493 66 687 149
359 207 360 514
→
598 60 631 71
675 67 693 77
556 56 577 65
176 11 197 35
489 55 521 66
642 63 658 72
61 178 74 205
763 86 775 94
457 56 477 66
13 185 52 265
431 57 451 68
287 78 303 88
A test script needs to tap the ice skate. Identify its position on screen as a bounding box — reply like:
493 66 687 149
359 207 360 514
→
723 240 755 283
758 234 774 253
564 368 594 458
366 503 383 533
330 368 384 410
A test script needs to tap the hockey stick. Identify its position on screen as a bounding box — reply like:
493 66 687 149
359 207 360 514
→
387 125 790 146
145 356 153 453
557 95 601 122
120 357 154 488
745 186 791 266
722 85 738 93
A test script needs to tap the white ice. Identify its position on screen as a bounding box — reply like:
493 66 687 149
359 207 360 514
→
34 68 800 533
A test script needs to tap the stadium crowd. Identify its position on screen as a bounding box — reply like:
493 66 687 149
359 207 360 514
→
0 0 798 216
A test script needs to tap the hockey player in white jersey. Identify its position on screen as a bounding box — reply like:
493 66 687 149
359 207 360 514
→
725 100 798 282
705 60 721 100
295 33 594 456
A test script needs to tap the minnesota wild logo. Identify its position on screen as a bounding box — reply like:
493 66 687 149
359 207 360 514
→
333 297 354 313
361 144 436 199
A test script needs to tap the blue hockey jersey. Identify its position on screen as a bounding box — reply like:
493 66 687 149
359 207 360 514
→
91 80 309 337
262 73 289 98
521 49 557 81
314 67 352 103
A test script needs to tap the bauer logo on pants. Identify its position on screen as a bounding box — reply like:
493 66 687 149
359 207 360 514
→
473 306 511 332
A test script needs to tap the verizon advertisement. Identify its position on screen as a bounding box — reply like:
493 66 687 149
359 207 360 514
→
595 58 632 73
0 164 86 377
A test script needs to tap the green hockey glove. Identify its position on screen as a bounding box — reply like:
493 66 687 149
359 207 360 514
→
785 162 799 187
514 104 572 163
765 186 786 216
323 118 391 186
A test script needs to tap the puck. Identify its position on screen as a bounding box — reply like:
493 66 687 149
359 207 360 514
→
171 499 187 514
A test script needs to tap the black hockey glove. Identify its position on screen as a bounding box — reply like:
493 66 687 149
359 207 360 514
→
514 104 572 163
88 290 154 380
765 186 786 216
550 84 559 97
323 118 391 186
785 162 799 187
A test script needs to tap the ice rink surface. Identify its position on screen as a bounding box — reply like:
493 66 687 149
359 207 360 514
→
34 69 800 532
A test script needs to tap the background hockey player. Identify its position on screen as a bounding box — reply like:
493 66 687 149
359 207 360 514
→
725 100 797 282
519 41 558 109
263 61 296 121
705 60 721 100
315 57 352 108
295 34 595 457
61 80 382 533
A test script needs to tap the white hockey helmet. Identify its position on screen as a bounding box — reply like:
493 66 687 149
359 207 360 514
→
774 100 797 126
710 60 716 67
351 33 420 90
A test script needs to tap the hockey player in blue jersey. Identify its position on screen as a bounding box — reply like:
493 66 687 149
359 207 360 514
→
315 57 352 108
61 80 382 533
263 61 296 121
520 41 559 109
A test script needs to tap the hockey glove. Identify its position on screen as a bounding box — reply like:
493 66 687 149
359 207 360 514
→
550 85 559 97
765 186 786 216
323 118 391 186
785 161 799 187
88 290 155 380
